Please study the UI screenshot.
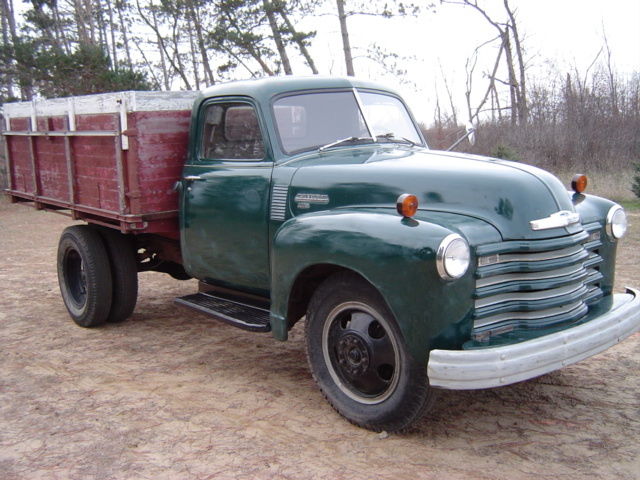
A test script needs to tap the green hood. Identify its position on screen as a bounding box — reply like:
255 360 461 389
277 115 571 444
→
286 146 581 241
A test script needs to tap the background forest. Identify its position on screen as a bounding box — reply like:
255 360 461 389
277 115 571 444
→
1 0 639 199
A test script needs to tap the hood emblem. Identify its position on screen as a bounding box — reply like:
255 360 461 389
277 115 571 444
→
530 210 580 231
294 193 330 209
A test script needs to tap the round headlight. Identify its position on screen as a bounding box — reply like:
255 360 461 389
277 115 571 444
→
606 205 627 239
437 234 470 280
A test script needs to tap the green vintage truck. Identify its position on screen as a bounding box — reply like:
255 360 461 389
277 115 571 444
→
3 76 640 431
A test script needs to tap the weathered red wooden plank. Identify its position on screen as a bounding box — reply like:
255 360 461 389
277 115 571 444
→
75 114 118 131
9 118 29 130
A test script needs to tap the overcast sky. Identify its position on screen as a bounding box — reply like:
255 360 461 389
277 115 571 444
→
302 0 640 123
11 0 639 124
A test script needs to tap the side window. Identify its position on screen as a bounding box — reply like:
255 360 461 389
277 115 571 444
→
201 103 265 160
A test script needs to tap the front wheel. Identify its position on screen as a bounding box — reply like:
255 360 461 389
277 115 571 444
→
305 272 435 432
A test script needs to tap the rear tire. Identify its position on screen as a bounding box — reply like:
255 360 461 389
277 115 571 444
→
305 272 436 432
96 228 138 323
57 226 113 327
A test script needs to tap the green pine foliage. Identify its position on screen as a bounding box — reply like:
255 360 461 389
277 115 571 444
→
492 144 521 162
1 41 154 101
632 163 640 199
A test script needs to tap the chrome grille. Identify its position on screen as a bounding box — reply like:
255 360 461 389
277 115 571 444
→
472 223 603 341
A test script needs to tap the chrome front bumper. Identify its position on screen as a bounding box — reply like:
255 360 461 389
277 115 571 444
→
427 287 640 390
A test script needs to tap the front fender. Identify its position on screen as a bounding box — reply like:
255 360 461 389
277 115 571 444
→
270 209 479 363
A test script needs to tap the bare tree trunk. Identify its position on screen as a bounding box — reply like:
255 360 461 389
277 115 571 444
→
53 3 72 54
504 0 527 123
137 0 192 89
84 0 97 43
434 94 442 128
0 0 15 98
167 12 192 89
502 31 519 125
105 0 119 68
1 0 33 99
336 0 355 76
263 0 292 74
448 0 528 125
132 35 163 88
440 66 458 126
278 9 318 74
249 49 275 76
116 0 133 68
187 0 215 85
474 38 504 122
603 33 619 117
96 0 109 56
222 11 275 76
187 19 201 89
74 0 91 45
1 0 16 40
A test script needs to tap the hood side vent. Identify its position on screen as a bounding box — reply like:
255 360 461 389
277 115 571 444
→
270 185 289 221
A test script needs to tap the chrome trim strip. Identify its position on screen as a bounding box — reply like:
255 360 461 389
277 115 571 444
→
530 210 581 230
475 263 585 288
476 230 589 256
475 283 585 309
480 244 584 265
428 288 640 390
352 88 377 141
270 185 288 221
473 300 585 328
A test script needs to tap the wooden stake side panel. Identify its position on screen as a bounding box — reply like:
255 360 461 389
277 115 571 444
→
4 108 191 237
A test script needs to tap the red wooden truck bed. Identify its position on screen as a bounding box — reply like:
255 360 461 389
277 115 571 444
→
2 91 197 238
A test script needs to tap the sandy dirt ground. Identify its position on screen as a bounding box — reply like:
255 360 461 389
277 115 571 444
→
1 196 639 480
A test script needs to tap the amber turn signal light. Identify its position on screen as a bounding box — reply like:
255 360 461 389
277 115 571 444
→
396 193 419 217
571 174 588 193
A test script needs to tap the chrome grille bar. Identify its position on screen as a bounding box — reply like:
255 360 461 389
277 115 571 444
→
475 283 587 309
473 301 588 330
479 244 584 264
476 263 585 289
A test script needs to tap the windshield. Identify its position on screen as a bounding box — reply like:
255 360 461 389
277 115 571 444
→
273 89 424 154
359 92 422 144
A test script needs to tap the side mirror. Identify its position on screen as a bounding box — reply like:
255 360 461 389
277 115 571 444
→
465 122 476 146
447 123 476 151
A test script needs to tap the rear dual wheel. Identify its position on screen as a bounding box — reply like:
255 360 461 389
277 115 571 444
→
97 227 138 323
57 225 137 327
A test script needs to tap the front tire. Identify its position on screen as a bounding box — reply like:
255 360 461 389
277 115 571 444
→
57 226 113 327
305 272 435 432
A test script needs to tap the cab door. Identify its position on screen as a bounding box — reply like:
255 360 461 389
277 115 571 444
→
180 98 273 294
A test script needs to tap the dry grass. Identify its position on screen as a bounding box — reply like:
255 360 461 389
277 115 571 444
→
554 168 637 202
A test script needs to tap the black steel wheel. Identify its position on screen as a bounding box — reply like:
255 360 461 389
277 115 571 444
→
305 272 435 432
57 225 113 327
322 301 400 403
95 227 138 323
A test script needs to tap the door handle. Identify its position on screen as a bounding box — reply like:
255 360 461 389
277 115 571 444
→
183 175 204 182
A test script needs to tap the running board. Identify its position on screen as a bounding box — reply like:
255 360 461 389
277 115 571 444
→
175 292 271 332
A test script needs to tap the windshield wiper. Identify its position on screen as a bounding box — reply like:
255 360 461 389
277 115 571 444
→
318 136 374 152
376 132 419 146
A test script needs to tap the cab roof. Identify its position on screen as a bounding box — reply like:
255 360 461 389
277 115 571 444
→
198 76 399 103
